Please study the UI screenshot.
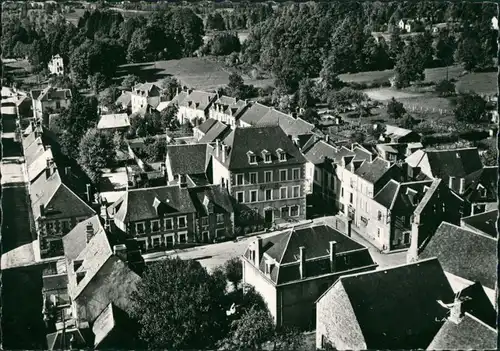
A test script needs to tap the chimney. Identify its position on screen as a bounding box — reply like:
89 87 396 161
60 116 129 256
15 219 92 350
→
86 222 94 243
113 244 128 262
448 176 455 190
222 144 226 163
299 246 306 279
325 134 329 143
40 204 45 217
215 139 220 158
459 178 465 194
254 237 262 266
45 161 52 179
179 174 187 188
449 296 465 324
86 184 92 203
329 241 337 272
347 219 352 237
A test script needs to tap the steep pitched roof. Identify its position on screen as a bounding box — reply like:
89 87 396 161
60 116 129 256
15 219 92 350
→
115 91 131 107
169 91 188 106
384 125 414 140
353 157 393 184
196 118 217 134
221 125 307 170
462 166 498 204
97 113 130 130
238 102 272 124
167 143 212 176
420 222 497 289
427 313 497 350
327 258 454 350
188 185 234 215
132 83 160 96
256 109 315 137
63 215 105 262
460 210 497 238
303 140 341 165
458 282 497 329
180 90 216 111
390 180 434 210
36 86 72 102
198 121 230 144
112 185 197 223
92 303 137 348
374 179 400 209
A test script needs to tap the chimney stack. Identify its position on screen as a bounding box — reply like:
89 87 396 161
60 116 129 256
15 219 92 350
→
299 246 306 279
448 176 455 190
329 241 337 272
40 204 45 217
65 166 71 177
86 184 92 203
215 139 220 158
86 222 93 243
325 135 329 143
221 144 226 163
347 219 352 237
179 174 187 188
449 296 465 324
254 237 262 266
459 178 465 194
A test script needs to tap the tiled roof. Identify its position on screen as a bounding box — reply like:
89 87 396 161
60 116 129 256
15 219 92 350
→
112 185 197 223
420 222 497 289
115 91 132 107
331 258 454 350
97 113 130 130
167 143 213 176
243 224 374 285
196 118 217 134
384 125 414 139
188 185 234 215
179 90 216 111
238 102 271 124
63 215 105 262
221 125 307 170
353 157 393 184
427 313 497 350
198 121 230 144
460 210 497 238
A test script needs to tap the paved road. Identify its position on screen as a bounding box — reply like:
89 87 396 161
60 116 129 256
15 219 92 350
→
146 216 407 273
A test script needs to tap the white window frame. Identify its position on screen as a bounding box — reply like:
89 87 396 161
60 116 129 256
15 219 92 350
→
265 189 273 201
236 173 244 185
236 191 245 203
201 216 209 226
280 187 288 199
292 185 300 198
151 219 161 233
177 216 187 229
280 169 288 181
277 149 286 162
249 172 258 184
292 168 300 180
249 190 258 203
216 228 224 238
264 171 273 183
151 234 162 248
178 231 188 244
202 231 210 241
137 237 149 251
164 218 174 231
262 150 271 163
135 222 146 235
248 153 257 165
216 213 224 224
164 233 175 247
290 205 300 217
280 206 289 218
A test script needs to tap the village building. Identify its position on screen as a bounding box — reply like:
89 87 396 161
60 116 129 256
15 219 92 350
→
375 142 423 162
115 91 132 113
315 258 454 350
242 224 377 329
165 143 213 187
460 165 498 214
97 113 131 133
212 125 308 231
176 90 217 125
48 54 64 76
193 118 231 143
130 83 162 115
380 125 422 144
460 209 497 238
31 86 72 121
208 95 249 128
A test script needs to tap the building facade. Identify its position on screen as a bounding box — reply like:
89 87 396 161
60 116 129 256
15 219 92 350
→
130 83 162 115
177 90 217 125
48 54 64 76
31 86 72 120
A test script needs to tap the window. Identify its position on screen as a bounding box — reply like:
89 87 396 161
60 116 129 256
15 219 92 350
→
216 214 224 223
152 236 161 248
293 168 300 180
281 206 289 218
280 187 288 199
164 234 174 248
236 191 244 203
45 221 55 234
265 189 273 201
178 232 187 244
249 172 258 184
279 153 286 162
135 222 145 234
292 185 300 198
178 216 187 229
265 171 273 183
262 150 271 163
164 218 173 230
403 232 411 244
290 205 299 217
349 193 353 204
341 187 344 198
377 228 381 238
344 255 351 264
56 101 61 109
280 169 287 181
60 220 71 234
314 169 319 181
151 220 161 233
250 190 258 203
236 174 244 185
202 231 210 242
216 228 225 238
201 216 209 226
377 211 382 221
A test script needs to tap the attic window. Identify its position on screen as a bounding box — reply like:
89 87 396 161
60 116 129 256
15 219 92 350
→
277 148 286 162
247 151 257 165
262 150 271 163
478 184 487 197
264 261 274 275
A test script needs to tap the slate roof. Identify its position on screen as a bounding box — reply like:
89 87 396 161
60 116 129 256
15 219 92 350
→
303 140 356 165
92 303 136 348
132 83 160 96
97 113 130 130
374 179 400 209
169 91 188 106
419 222 497 289
375 180 434 210
384 125 416 141
427 313 497 350
166 143 213 176
213 96 249 117
324 258 454 350
180 90 216 111
198 121 230 143
257 109 315 137
457 282 497 329
238 102 272 125
63 215 105 262
220 125 307 170
115 91 131 107
112 185 197 223
353 157 393 184
460 210 498 238
188 185 234 215
243 224 375 285
196 118 217 134
32 86 72 101
462 166 498 204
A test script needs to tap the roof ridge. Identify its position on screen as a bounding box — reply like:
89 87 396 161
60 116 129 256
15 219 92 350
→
277 229 294 265
389 182 402 210
463 312 498 333
443 222 497 241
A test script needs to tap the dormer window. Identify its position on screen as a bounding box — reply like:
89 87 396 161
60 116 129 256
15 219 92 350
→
262 150 271 163
247 151 257 165
264 261 274 275
478 184 487 197
277 148 286 162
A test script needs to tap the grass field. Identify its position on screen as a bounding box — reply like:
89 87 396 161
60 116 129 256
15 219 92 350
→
63 7 148 25
116 57 273 91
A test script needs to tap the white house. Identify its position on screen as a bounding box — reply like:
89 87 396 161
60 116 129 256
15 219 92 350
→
48 54 64 76
492 16 498 30
130 83 162 115
31 86 72 121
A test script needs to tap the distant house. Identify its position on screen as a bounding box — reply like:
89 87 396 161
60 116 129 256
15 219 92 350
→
375 142 423 162
97 113 131 133
460 166 498 215
242 224 377 329
460 209 497 238
15 94 32 117
48 54 64 76
193 118 231 143
208 95 249 129
398 18 415 32
31 86 72 120
130 83 162 115
381 125 421 144
176 90 217 125
165 143 214 186
115 91 132 112
492 16 498 30
315 258 454 350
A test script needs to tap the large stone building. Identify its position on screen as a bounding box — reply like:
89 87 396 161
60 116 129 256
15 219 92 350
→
48 54 64 76
130 83 162 115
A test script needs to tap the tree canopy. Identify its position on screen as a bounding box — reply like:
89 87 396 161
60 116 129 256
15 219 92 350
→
78 128 115 183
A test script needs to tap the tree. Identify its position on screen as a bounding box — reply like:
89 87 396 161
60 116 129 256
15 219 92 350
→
369 122 387 140
224 257 243 290
453 93 487 123
454 34 482 71
131 258 227 349
159 77 181 100
78 128 115 184
301 108 320 125
350 131 366 144
297 78 315 109
434 79 456 97
400 114 417 129
389 28 405 61
87 72 108 94
387 97 406 121
272 326 305 351
319 55 343 91
412 31 434 68
208 32 241 56
206 13 226 31
227 72 245 100
142 137 167 163
394 43 425 88
435 34 456 68
122 74 142 90
160 105 179 131
98 85 120 112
